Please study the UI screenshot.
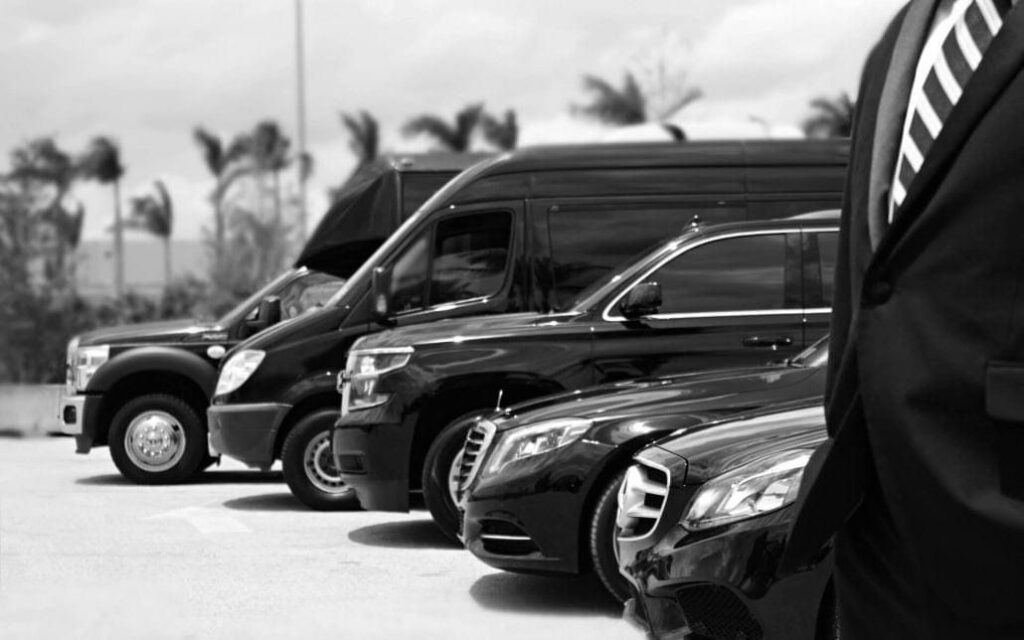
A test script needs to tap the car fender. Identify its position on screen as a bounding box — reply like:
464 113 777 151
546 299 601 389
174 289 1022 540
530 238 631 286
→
87 346 218 398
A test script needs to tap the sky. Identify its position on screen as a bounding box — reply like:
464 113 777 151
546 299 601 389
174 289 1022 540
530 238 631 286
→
0 0 907 242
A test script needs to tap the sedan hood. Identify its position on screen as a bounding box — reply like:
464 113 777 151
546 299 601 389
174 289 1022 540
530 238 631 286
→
353 312 580 350
649 399 827 484
492 364 823 432
76 318 214 347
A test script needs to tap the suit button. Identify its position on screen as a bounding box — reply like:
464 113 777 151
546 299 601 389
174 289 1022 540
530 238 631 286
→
863 280 893 306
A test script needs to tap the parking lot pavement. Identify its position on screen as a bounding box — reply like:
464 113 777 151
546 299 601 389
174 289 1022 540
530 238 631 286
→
0 437 642 639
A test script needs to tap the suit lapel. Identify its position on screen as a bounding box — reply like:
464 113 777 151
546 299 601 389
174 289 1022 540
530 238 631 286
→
875 3 1024 262
867 0 939 251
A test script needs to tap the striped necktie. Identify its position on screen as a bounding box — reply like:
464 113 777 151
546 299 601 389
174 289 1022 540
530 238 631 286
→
890 0 1016 220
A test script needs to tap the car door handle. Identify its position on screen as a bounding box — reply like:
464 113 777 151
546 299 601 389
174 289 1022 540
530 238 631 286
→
742 336 793 350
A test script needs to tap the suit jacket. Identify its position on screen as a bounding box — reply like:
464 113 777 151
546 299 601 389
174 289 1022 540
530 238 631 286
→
783 0 1024 624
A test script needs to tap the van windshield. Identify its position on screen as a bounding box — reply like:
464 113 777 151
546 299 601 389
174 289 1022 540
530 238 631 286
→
325 157 499 308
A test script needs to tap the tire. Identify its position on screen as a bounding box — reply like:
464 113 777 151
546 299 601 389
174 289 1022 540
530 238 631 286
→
281 409 358 511
108 393 207 484
589 469 632 603
422 412 485 545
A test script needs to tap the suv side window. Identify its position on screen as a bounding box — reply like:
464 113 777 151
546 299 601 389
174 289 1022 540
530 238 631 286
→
651 233 795 314
389 211 513 313
548 203 746 309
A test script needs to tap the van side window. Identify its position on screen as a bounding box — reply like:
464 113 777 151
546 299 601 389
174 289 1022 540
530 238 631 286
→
390 235 429 312
431 211 512 305
548 204 745 310
651 234 793 314
815 231 838 307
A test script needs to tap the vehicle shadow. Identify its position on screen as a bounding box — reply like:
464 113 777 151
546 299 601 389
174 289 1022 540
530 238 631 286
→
221 493 315 512
74 470 283 486
469 572 621 618
347 518 462 550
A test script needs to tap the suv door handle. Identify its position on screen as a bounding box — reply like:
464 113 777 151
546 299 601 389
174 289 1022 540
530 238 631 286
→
742 336 793 350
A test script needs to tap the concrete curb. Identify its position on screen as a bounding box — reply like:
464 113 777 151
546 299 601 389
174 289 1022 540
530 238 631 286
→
0 384 64 438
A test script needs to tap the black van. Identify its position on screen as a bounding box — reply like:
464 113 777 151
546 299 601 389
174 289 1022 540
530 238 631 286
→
60 152 481 484
208 140 848 509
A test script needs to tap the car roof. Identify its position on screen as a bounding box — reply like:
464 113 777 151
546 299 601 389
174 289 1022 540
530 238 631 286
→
684 209 840 238
383 152 493 173
471 139 849 175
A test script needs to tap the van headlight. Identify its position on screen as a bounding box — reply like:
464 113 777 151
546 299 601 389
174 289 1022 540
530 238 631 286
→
481 417 593 477
343 348 413 411
215 350 266 397
70 344 110 391
681 449 812 531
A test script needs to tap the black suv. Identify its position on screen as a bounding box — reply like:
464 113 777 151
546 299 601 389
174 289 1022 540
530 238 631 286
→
333 213 839 539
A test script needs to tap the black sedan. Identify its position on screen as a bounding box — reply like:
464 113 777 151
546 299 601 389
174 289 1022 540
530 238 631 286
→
459 338 827 602
616 400 833 640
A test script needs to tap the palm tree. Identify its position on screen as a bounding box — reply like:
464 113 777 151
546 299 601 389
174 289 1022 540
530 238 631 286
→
802 92 856 139
340 110 379 166
127 180 173 285
78 136 126 298
193 127 244 263
481 109 518 150
402 103 484 152
574 71 702 136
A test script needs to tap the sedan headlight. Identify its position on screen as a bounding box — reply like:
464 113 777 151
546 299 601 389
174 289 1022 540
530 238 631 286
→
343 347 413 411
71 344 110 391
681 449 812 531
215 349 265 397
482 417 593 477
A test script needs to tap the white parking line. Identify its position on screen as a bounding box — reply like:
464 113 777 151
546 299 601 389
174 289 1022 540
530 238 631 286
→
145 506 251 534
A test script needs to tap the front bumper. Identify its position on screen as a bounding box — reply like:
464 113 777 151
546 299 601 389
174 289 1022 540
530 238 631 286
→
462 441 612 576
331 417 412 512
207 402 290 470
619 503 833 640
60 392 104 454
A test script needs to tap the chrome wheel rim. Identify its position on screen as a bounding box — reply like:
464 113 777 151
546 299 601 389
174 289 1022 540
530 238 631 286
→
303 431 349 494
447 449 464 507
124 410 186 472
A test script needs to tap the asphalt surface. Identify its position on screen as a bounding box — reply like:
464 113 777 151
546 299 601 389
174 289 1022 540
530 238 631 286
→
0 436 642 640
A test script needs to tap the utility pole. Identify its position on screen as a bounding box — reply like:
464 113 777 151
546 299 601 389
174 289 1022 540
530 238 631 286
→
294 0 309 243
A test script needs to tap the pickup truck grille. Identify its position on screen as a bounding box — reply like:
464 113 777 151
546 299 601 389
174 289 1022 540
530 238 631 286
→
455 420 496 501
616 460 670 540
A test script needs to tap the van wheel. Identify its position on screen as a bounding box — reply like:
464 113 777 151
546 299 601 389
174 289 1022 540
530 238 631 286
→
108 394 206 484
589 470 632 603
282 409 358 511
422 412 485 545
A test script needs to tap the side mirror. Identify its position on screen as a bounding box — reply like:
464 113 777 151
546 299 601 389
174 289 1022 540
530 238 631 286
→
371 266 393 326
619 282 662 320
255 296 283 329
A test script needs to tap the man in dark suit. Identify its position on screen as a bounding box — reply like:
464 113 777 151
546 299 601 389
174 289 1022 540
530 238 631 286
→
783 0 1024 637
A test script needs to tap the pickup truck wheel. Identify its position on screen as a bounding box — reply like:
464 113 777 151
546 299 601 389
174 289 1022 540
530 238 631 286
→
282 409 358 511
589 470 632 603
422 412 485 545
108 394 206 484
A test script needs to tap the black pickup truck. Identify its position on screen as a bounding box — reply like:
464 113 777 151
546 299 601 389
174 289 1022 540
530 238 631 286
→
59 153 479 483
333 213 839 538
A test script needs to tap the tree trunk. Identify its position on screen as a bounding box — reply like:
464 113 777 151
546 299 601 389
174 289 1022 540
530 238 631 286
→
113 179 124 300
272 170 282 227
164 235 172 287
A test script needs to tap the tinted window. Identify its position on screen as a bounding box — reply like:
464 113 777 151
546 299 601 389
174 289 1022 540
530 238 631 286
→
650 234 791 314
279 272 345 319
390 235 429 312
816 232 838 307
549 204 745 309
431 212 512 305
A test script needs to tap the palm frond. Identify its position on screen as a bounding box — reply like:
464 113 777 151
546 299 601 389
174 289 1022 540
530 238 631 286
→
78 136 125 183
192 127 225 176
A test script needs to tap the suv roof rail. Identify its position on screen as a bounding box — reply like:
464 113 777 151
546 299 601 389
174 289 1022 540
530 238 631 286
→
786 208 841 221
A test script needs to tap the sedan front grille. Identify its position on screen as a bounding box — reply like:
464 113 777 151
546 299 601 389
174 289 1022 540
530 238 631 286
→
455 420 496 501
616 460 670 540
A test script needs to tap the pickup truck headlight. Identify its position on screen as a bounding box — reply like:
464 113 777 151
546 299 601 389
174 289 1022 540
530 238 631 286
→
70 344 110 391
343 347 413 411
482 417 593 477
681 449 812 531
215 349 265 397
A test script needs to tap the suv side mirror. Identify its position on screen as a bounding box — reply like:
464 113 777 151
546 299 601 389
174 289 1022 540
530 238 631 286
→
371 266 394 326
619 282 662 320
